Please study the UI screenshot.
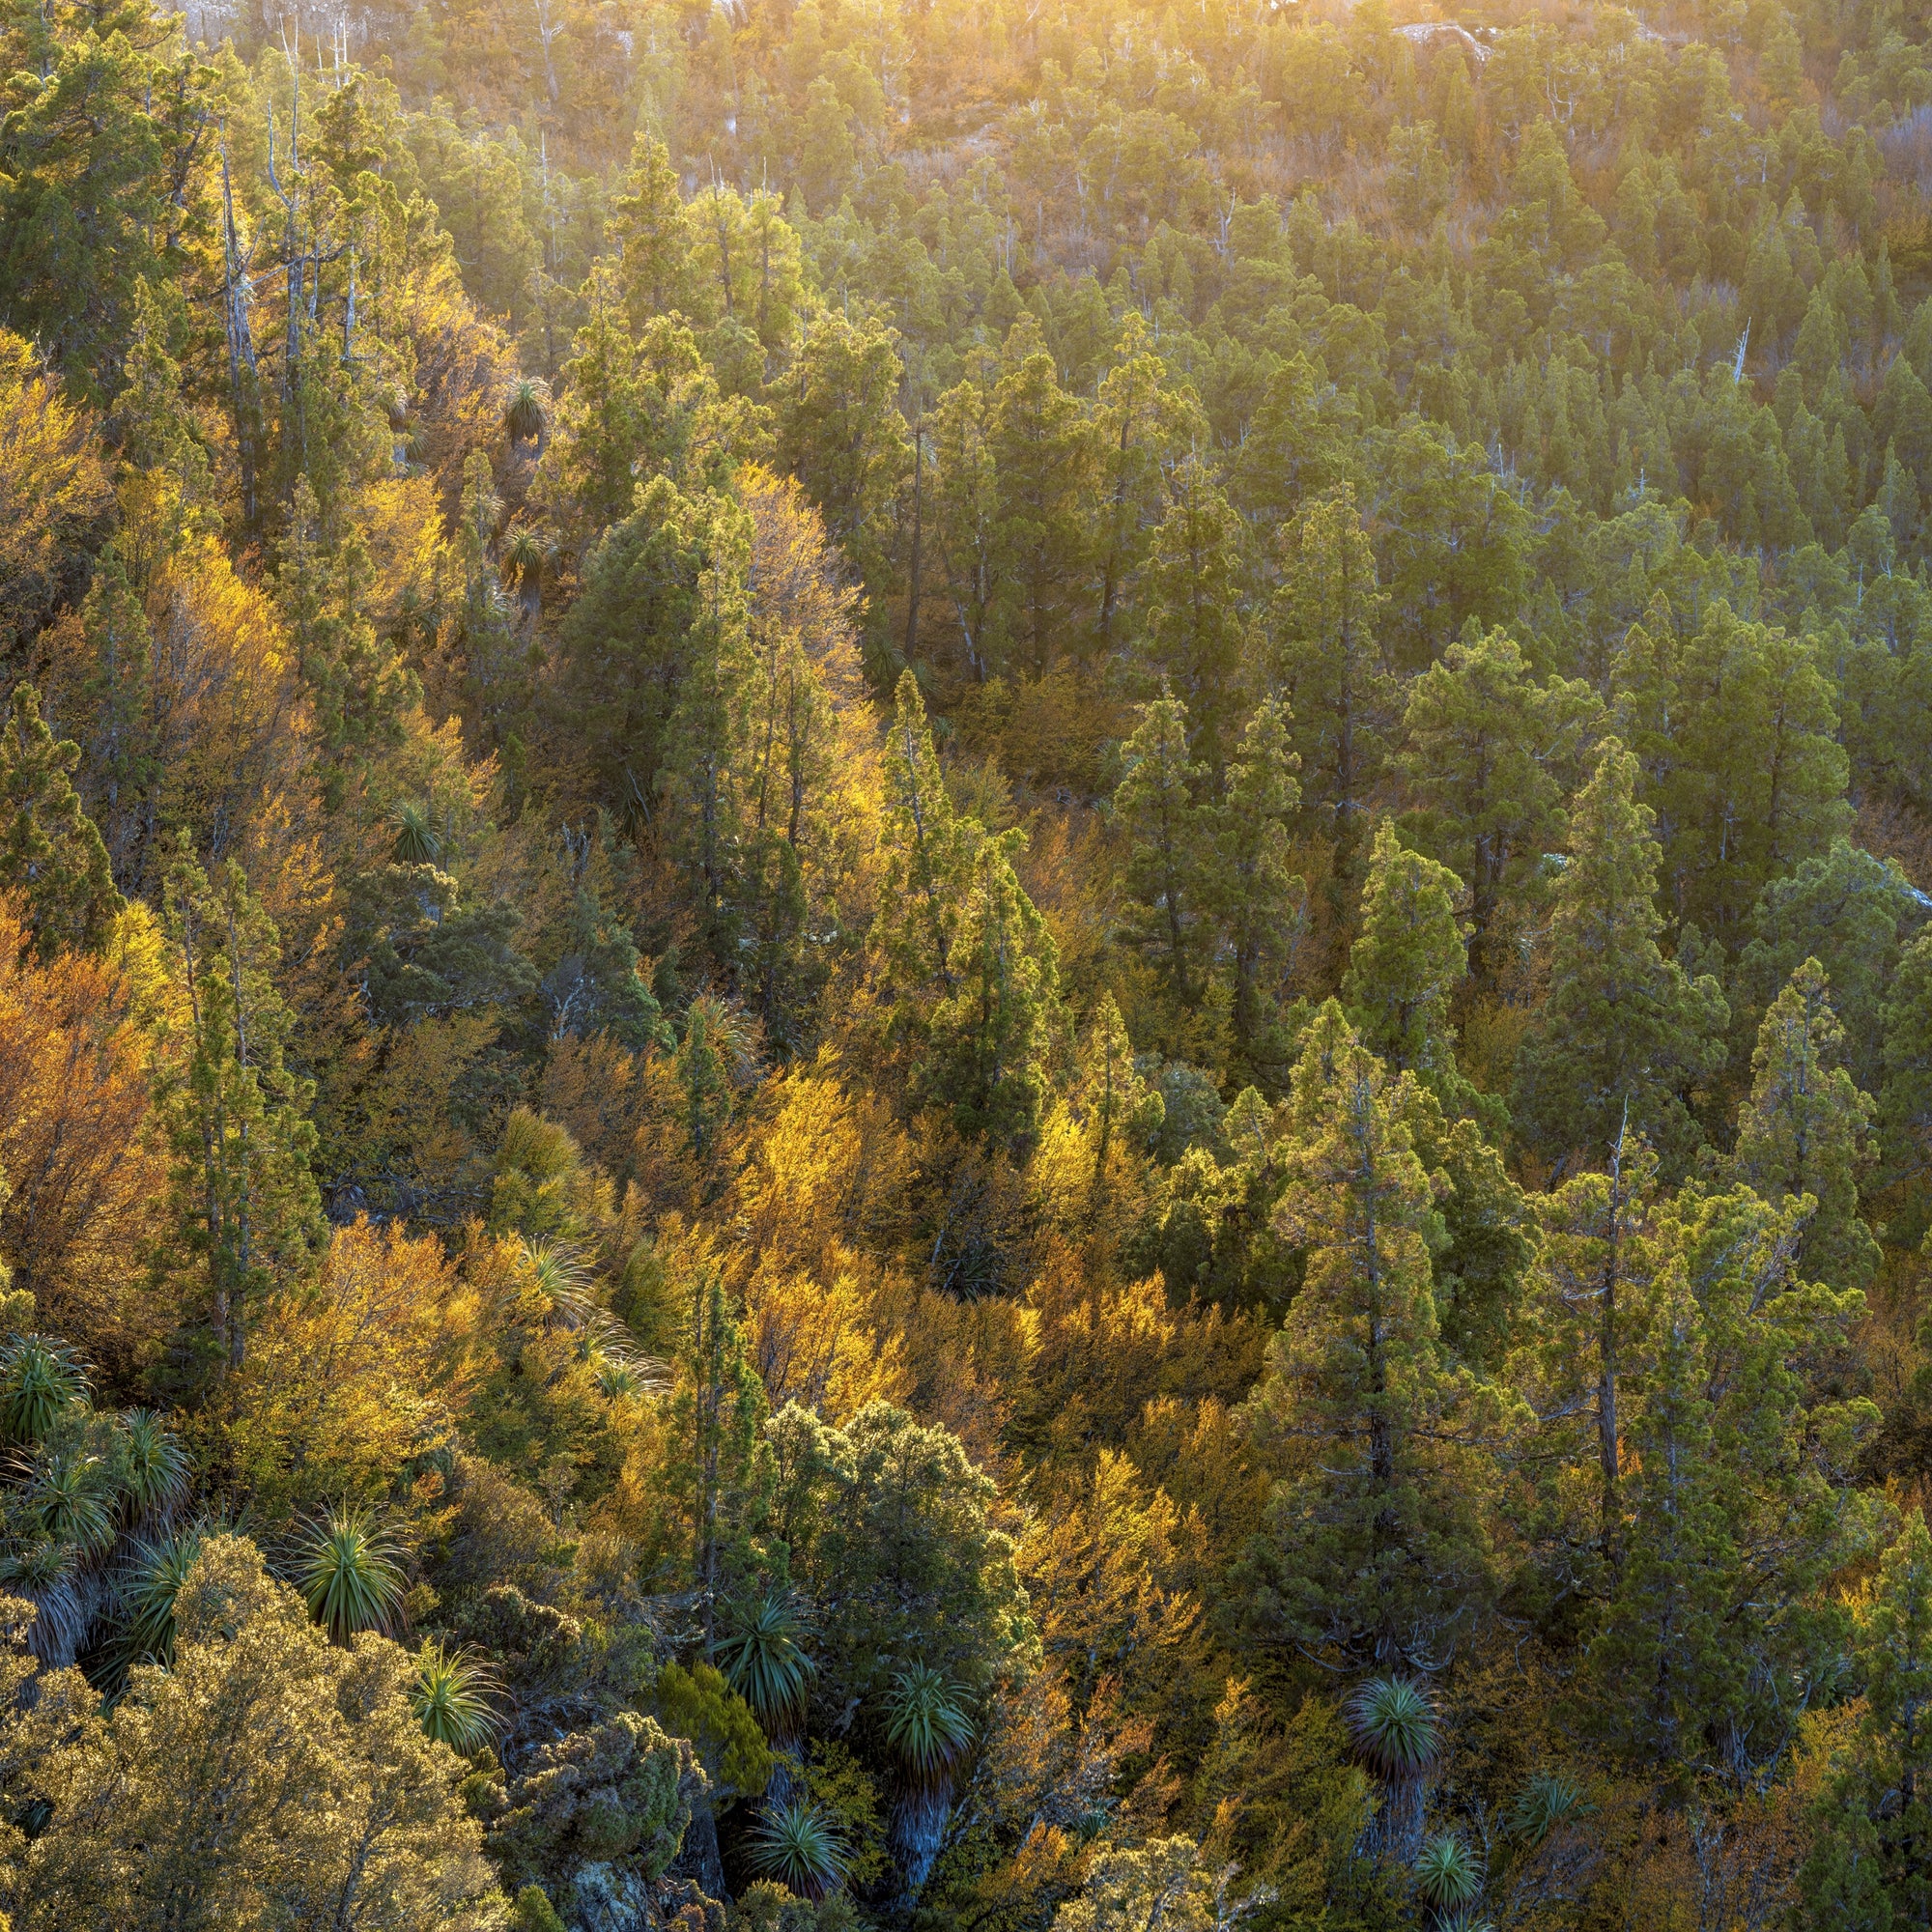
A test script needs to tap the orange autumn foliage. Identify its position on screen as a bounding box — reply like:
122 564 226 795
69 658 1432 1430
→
744 1267 909 1423
0 895 170 1382
214 1216 486 1515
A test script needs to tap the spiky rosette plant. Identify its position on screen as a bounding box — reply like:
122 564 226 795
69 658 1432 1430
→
1508 1771 1593 1846
501 525 549 586
116 1410 188 1526
518 1236 596 1320
28 1448 116 1557
745 1797 848 1900
1414 1832 1483 1920
389 801 442 867
718 1595 815 1743
116 1525 205 1672
518 1238 666 1393
1347 1677 1440 1777
884 1664 975 1902
500 524 553 624
503 376 550 445
1347 1677 1441 1864
886 1663 975 1790
0 1538 85 1665
593 1356 641 1399
412 1640 499 1755
0 1335 89 1446
297 1505 406 1644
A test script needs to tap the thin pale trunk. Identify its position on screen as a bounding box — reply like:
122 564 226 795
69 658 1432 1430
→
226 898 252 1374
904 415 923 661
1598 1109 1630 1565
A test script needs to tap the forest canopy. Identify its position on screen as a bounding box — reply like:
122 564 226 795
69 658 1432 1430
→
4 0 1932 1923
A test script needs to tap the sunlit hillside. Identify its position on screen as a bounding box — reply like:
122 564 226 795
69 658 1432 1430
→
4 0 1932 1923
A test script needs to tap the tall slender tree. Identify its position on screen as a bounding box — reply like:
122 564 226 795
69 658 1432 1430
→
1399 630 1600 987
610 130 702 328
1115 687 1211 1034
1518 1120 1663 1584
1210 696 1305 1095
873 670 977 1009
1798 1512 1932 1928
922 828 1060 1152
1240 1005 1504 1670
156 857 323 1376
1140 456 1253 782
1343 821 1473 1114
1578 1264 1731 1775
1516 739 1726 1177
1267 484 1394 845
0 682 123 958
1731 958 1880 1293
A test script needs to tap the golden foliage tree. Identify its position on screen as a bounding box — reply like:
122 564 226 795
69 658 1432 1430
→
14 1536 506 1930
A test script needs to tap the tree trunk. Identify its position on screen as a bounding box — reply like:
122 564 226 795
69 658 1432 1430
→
676 1795 727 1903
890 1788 951 1906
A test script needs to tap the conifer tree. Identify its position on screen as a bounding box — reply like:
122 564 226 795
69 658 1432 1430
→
1797 1512 1932 1929
796 1401 1027 1707
1073 991 1164 1206
1515 739 1726 1177
0 682 123 958
1400 629 1599 986
1578 1265 1732 1774
156 857 324 1376
1519 1122 1663 1584
1140 456 1252 781
926 366 1003 683
670 1267 774 1653
0 14 208 402
542 276 650 535
661 498 754 973
564 474 750 834
874 669 977 1007
541 296 761 536
456 452 522 745
1684 1182 1882 1767
984 317 1095 678
1239 1004 1502 1669
543 818 670 1053
677 994 747 1183
774 310 909 590
1115 687 1211 1033
1881 926 1932 1187
1662 605 1852 937
1209 696 1305 1095
1091 316 1202 656
116 277 215 520
1429 1115 1536 1375
1731 958 1880 1293
1267 484 1393 842
1733 839 1915 1099
872 672 1058 1148
1230 353 1354 535
610 131 701 329
1343 821 1472 1113
277 478 418 809
1607 600 1682 802
75 553 156 887
1585 1183 1879 1782
923 828 1061 1152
